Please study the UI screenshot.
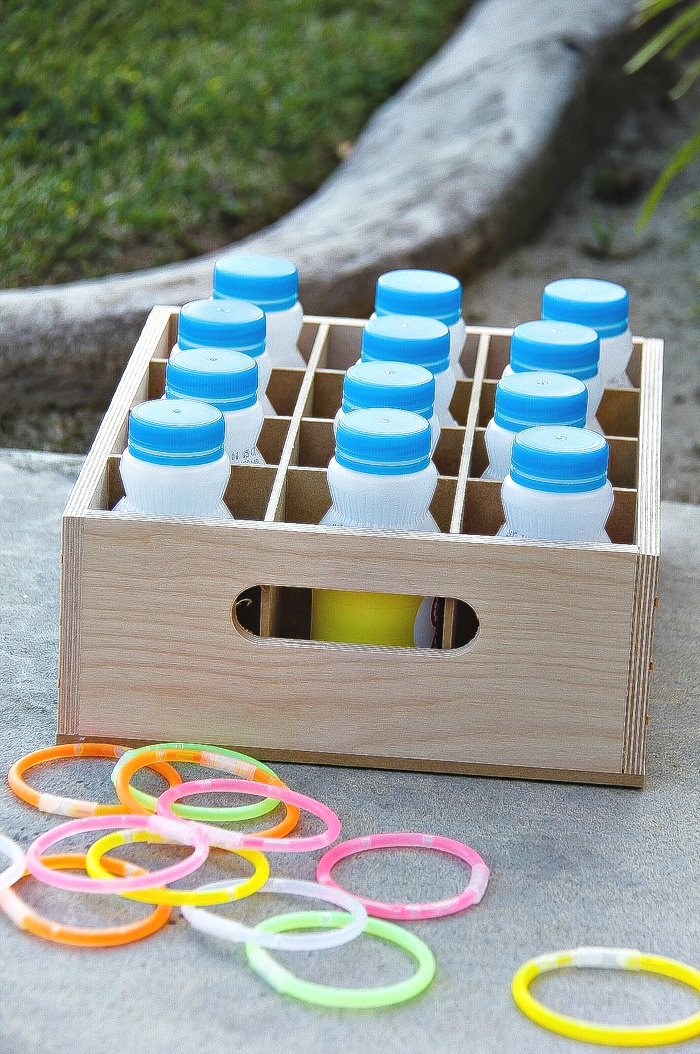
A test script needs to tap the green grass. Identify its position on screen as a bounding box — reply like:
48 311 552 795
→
1 0 471 288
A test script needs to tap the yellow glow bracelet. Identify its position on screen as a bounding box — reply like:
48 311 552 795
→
85 830 269 906
512 947 700 1047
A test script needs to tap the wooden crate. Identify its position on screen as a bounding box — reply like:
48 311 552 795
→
58 308 662 786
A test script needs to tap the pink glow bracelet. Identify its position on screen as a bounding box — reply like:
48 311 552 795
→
156 779 341 853
316 831 490 920
0 833 26 892
24 814 210 894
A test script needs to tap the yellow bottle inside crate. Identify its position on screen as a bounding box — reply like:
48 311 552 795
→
311 589 424 646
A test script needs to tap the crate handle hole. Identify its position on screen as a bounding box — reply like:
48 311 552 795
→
232 587 479 651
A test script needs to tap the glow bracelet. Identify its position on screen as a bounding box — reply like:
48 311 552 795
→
114 746 300 840
111 742 281 822
8 742 182 817
512 947 700 1046
0 853 171 946
182 875 367 951
316 831 490 920
85 829 269 906
25 814 209 894
245 911 436 1008
0 833 26 892
156 779 341 853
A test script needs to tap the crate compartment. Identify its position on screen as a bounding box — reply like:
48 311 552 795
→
266 368 305 416
303 369 345 419
58 308 662 786
458 331 482 377
257 417 290 465
482 330 513 378
224 466 277 521
433 427 467 478
306 316 365 370
449 378 473 426
598 387 640 437
295 420 336 469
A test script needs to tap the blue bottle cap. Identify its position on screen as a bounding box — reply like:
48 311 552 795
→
213 254 298 312
342 360 435 419
510 425 609 493
178 299 266 357
494 371 588 431
361 315 450 374
542 278 629 338
375 269 462 326
127 399 225 467
165 348 259 412
509 320 600 380
335 408 431 475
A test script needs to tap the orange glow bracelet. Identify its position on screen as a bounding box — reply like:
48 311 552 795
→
8 743 182 817
113 746 300 839
0 853 172 946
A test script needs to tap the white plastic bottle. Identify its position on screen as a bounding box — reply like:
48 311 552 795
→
311 408 440 647
360 314 458 427
542 277 633 388
373 268 467 378
334 359 439 454
482 371 588 481
114 399 231 518
502 320 604 434
212 253 305 369
498 425 614 543
165 347 265 464
177 298 275 415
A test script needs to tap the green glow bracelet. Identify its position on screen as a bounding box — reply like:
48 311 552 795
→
111 742 280 822
245 910 436 1008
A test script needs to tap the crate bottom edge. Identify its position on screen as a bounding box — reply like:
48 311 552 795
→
55 733 644 788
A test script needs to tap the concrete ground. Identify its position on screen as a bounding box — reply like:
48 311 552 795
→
0 450 698 1053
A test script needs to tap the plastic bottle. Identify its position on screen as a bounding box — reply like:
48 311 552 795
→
502 320 604 434
165 347 265 464
360 314 458 427
373 268 467 378
482 371 588 481
498 425 613 543
177 298 275 415
114 399 231 518
311 408 440 647
212 253 305 369
542 277 633 388
334 359 439 454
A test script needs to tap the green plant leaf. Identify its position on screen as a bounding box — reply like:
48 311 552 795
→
637 127 700 229
625 2 700 73
634 0 695 21
670 53 700 96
